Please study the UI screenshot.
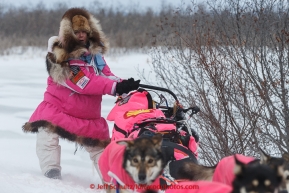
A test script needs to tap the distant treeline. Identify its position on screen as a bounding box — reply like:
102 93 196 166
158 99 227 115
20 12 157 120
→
1 1 288 54
0 2 177 54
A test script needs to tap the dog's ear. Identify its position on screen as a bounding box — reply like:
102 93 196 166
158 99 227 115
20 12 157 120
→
282 152 289 162
259 147 270 164
116 139 134 147
151 133 163 150
276 164 284 179
234 154 246 175
270 162 285 184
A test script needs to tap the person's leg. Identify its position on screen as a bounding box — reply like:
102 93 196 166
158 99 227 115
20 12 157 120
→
84 145 104 179
36 127 61 179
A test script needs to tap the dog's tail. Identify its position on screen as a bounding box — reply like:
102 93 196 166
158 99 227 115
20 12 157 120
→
177 161 216 181
22 121 111 147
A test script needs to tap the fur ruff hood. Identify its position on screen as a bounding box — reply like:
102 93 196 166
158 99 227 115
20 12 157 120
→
46 8 109 84
58 7 109 56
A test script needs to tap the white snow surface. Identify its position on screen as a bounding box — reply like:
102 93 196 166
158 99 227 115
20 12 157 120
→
0 48 154 193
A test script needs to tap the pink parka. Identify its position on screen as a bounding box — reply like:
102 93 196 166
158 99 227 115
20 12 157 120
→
23 57 119 147
22 8 119 147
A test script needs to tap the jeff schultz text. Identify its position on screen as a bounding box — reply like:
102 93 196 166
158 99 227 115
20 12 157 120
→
95 184 199 190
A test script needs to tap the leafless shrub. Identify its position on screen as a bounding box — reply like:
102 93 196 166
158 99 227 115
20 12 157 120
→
145 0 289 165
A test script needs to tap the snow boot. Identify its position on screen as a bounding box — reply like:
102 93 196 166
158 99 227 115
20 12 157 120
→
44 168 62 180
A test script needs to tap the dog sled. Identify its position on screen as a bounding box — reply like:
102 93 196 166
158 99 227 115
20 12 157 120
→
99 84 289 193
107 84 200 155
100 84 201 191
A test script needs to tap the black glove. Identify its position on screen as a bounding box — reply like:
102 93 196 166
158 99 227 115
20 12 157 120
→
116 78 140 95
190 128 199 143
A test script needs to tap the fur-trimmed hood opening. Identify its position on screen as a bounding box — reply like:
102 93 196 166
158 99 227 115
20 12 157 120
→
48 8 109 64
46 8 109 84
58 8 109 56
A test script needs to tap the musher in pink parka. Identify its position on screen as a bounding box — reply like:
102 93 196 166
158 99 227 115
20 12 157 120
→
22 7 140 180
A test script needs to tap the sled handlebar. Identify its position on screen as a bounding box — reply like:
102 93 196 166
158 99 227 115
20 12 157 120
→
183 106 200 117
138 84 200 119
139 84 179 103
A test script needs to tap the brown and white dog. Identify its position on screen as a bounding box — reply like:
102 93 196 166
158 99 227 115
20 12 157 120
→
142 155 284 193
98 133 167 193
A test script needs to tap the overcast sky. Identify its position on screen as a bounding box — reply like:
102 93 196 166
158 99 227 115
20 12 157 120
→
1 0 202 11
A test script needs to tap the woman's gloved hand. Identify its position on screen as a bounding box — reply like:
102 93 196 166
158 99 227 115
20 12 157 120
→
115 78 140 95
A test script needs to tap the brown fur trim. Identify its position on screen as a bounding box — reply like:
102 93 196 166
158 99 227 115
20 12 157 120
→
45 52 70 84
22 120 111 148
87 14 109 55
49 39 84 64
58 8 109 57
72 15 91 33
53 46 70 64
68 47 88 59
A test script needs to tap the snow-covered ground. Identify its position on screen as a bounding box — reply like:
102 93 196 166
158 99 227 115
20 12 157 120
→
0 48 154 193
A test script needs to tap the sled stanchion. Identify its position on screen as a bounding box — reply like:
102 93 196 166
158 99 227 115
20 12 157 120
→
139 84 179 103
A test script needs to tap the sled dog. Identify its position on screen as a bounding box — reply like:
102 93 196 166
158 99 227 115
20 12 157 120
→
142 154 284 193
259 148 289 192
232 155 283 193
119 133 166 185
99 133 167 193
